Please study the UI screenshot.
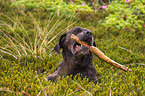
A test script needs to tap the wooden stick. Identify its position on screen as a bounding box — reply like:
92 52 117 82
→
71 34 132 72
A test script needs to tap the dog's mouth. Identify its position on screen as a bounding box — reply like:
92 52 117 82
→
72 41 89 56
74 42 82 53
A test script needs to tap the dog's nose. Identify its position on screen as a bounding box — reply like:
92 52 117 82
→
84 31 92 36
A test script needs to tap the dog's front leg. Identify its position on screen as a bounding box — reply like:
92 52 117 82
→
45 70 59 81
45 60 69 82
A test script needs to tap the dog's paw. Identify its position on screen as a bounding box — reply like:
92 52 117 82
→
45 74 58 82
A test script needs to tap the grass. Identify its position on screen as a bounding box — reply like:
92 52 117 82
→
0 6 78 62
0 1 145 96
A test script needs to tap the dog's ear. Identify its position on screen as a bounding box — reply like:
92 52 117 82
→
93 41 96 47
54 33 66 54
92 37 96 47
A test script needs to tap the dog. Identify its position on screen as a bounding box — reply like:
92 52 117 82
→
46 27 98 84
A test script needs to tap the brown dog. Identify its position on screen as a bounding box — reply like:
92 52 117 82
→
46 27 98 84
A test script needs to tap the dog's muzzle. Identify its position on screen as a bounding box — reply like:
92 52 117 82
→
71 31 92 56
72 41 89 56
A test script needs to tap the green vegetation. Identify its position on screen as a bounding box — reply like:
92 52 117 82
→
102 0 145 31
11 0 93 16
0 0 145 95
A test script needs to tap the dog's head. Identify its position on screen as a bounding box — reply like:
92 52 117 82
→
54 27 96 57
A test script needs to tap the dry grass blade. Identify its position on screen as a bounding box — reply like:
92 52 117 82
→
71 80 93 96
0 87 16 93
40 14 66 47
1 30 21 56
5 33 28 55
118 46 133 53
46 19 79 47
1 13 31 49
66 89 79 96
0 17 31 50
109 77 113 96
1 30 34 56
35 71 47 96
126 63 145 66
37 90 41 96
0 49 18 59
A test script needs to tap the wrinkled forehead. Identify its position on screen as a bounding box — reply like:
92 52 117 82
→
68 27 91 34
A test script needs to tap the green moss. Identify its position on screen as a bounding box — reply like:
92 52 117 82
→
0 0 145 95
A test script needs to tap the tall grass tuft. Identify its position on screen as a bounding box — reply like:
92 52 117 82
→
0 8 77 61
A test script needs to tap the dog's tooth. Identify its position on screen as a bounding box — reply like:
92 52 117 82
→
81 45 82 47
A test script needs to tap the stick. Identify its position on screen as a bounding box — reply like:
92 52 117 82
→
71 34 132 72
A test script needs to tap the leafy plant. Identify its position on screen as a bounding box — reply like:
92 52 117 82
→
11 0 93 17
102 0 145 31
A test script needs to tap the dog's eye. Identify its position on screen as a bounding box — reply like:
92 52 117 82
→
73 29 82 35
73 31 79 35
